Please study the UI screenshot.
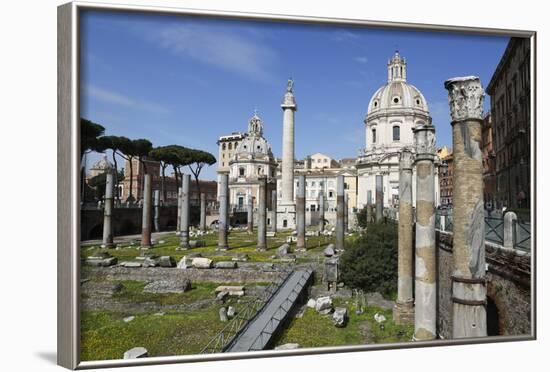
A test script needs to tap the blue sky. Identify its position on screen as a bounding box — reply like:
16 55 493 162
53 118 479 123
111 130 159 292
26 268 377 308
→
80 10 509 181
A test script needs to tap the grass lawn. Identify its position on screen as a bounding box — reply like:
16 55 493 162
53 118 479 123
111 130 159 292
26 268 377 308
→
81 230 339 264
274 300 413 348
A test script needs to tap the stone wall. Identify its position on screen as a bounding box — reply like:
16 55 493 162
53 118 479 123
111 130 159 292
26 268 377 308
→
436 230 531 338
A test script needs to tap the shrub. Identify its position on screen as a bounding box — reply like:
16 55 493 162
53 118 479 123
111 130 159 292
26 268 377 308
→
339 221 397 296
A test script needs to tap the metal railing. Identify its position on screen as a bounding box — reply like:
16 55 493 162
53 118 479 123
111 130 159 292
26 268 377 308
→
200 265 295 354
435 209 531 252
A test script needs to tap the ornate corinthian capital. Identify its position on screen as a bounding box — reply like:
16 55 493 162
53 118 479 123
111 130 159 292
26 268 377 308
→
444 76 485 122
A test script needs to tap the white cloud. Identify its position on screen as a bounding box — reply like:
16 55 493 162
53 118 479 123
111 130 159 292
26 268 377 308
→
354 56 368 64
331 30 361 42
84 85 170 114
148 24 278 84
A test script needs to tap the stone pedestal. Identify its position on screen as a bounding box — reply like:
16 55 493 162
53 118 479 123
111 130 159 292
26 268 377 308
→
140 173 152 249
178 175 191 250
257 177 267 251
394 149 415 324
336 175 345 251
296 175 306 251
445 76 487 338
218 172 229 251
101 167 115 248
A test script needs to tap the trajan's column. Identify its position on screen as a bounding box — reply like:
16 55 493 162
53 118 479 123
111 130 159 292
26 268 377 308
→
277 79 297 229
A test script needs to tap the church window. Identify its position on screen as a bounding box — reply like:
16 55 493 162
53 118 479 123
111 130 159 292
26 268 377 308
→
416 98 421 105
393 126 400 141
228 143 232 150
372 128 377 143
374 100 378 108
239 167 245 177
393 97 400 104
222 143 226 150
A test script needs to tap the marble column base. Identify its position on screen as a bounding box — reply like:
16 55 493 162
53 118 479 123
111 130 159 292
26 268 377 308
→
393 301 415 325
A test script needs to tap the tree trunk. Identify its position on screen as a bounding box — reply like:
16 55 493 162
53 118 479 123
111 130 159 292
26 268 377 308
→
189 164 202 206
161 164 166 203
112 150 119 202
127 156 134 202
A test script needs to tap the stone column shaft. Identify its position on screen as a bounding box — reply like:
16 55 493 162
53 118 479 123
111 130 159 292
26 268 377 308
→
413 124 437 340
296 175 306 250
101 168 115 248
176 188 182 233
394 149 414 324
445 76 487 338
153 189 160 232
344 193 349 233
200 192 207 231
247 194 254 233
179 175 191 249
366 190 373 224
281 109 295 204
271 189 277 233
336 175 345 251
257 177 267 251
140 173 152 248
218 172 229 251
375 175 383 222
318 190 325 231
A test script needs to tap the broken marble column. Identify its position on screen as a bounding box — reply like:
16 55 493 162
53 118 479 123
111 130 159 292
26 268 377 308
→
366 190 373 224
176 187 182 233
218 172 229 251
153 189 160 232
179 174 191 250
140 173 153 249
375 175 383 222
336 175 345 251
101 165 115 248
344 193 349 233
413 122 437 341
318 190 325 231
394 148 415 324
257 176 267 251
445 76 487 338
270 189 277 233
296 175 306 251
200 192 207 231
503 211 518 251
247 195 254 233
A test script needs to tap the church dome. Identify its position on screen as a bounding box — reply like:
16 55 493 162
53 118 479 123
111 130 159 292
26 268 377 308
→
234 112 273 159
91 155 113 171
367 51 429 115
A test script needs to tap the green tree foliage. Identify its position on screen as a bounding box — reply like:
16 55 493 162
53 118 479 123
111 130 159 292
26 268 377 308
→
186 149 216 202
81 118 105 159
339 221 398 296
356 206 369 228
88 170 125 200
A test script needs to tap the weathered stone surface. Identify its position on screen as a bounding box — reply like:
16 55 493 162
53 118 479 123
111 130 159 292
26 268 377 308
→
266 231 276 237
275 343 299 350
143 279 192 293
123 316 135 322
324 244 335 257
315 296 333 313
176 257 191 269
332 307 348 327
215 261 238 269
189 240 205 248
260 263 276 271
219 307 228 322
232 253 249 262
306 299 316 308
277 244 290 257
374 313 386 323
141 258 158 267
216 291 228 303
215 285 244 293
123 347 148 359
158 256 176 268
192 257 213 269
86 256 118 267
227 306 236 318
120 261 142 268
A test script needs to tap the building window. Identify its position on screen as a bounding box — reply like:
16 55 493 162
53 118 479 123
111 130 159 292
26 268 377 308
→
329 191 334 198
393 125 400 141
228 143 232 150
239 167 245 177
222 143 226 150
372 128 377 143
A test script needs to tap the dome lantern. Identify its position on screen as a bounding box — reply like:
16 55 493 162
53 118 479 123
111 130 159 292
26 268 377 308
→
387 50 407 83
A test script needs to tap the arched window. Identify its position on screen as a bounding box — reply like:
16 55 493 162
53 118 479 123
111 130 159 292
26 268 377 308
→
372 128 377 143
228 143 232 150
222 143 226 150
393 125 400 141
